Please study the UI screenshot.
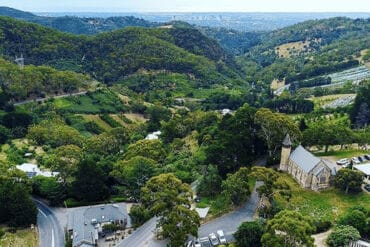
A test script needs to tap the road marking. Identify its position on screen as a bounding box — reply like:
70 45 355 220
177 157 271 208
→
51 229 55 247
38 209 47 218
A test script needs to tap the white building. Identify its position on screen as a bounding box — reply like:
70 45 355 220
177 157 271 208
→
16 163 59 178
353 163 370 184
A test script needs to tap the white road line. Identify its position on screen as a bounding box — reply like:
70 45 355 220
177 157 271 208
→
51 229 55 247
38 209 47 218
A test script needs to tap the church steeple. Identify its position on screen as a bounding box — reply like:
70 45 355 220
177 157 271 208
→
282 133 292 148
280 133 292 171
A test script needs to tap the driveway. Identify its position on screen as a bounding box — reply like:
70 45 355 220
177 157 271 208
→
198 181 262 238
33 198 65 247
117 181 262 246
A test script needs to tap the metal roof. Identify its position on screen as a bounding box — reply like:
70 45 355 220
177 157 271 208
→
70 204 131 247
354 163 370 175
290 145 321 173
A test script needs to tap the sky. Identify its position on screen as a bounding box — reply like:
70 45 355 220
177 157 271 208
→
1 0 370 12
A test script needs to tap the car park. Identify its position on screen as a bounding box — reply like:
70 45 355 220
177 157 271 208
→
337 158 349 166
217 230 227 244
209 233 220 246
352 157 361 164
199 237 211 247
193 238 201 247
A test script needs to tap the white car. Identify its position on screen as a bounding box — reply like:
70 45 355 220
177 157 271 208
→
217 230 227 244
336 158 349 165
352 157 361 164
209 233 220 246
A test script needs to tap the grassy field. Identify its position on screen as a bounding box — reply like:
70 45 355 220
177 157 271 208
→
314 148 370 160
275 173 370 222
275 40 311 58
0 228 38 247
80 114 112 131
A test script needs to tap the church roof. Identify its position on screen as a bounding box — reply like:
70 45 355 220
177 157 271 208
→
289 145 321 173
282 133 292 147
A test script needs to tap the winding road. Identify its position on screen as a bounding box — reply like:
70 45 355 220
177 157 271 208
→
117 181 262 247
33 198 65 247
13 91 87 106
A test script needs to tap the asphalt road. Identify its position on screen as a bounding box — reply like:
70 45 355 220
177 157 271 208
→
198 181 263 238
34 199 65 247
117 217 169 247
117 181 262 247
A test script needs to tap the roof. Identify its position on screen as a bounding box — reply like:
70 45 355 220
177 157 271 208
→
353 163 370 175
282 133 292 147
70 204 131 247
16 163 59 178
290 145 321 173
290 145 336 175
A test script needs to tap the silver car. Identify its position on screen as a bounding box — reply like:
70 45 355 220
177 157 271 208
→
217 230 227 244
209 233 219 246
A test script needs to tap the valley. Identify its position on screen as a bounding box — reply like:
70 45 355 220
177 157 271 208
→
0 5 369 247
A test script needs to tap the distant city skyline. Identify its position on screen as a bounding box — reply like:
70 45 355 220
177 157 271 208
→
1 0 370 13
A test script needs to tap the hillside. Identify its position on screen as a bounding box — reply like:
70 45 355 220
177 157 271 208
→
0 6 157 35
0 17 241 87
238 17 370 89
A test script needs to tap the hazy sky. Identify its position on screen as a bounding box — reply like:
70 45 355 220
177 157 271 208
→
1 0 370 12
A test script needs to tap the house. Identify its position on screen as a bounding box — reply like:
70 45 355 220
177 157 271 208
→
353 163 370 184
279 134 336 191
15 163 59 178
68 204 131 247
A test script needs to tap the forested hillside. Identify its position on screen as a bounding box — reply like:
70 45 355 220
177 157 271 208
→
0 17 241 87
238 17 370 88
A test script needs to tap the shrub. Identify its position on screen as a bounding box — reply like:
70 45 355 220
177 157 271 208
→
314 220 332 234
327 225 360 247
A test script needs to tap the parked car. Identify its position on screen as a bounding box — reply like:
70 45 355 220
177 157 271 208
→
199 237 211 247
337 158 349 166
209 233 220 246
364 184 370 192
217 230 227 244
365 154 370 160
358 156 364 162
194 196 201 203
352 157 361 164
193 238 201 247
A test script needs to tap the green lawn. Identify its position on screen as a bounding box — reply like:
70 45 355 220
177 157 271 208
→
275 173 370 222
314 149 369 159
0 228 38 247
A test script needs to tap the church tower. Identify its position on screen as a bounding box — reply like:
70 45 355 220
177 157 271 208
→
280 133 292 171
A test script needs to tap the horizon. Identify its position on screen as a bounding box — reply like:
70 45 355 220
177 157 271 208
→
1 0 370 13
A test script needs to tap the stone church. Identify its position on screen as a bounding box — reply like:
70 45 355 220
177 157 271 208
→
279 134 336 191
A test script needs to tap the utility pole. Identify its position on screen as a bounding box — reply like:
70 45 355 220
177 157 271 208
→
15 54 24 69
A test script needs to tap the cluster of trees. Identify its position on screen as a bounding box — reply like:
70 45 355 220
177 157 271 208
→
0 169 37 227
264 98 314 114
350 82 370 129
0 58 90 102
234 210 316 247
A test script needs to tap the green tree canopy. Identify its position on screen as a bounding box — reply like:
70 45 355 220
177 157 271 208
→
333 169 364 194
234 220 265 247
261 210 315 247
327 225 360 247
